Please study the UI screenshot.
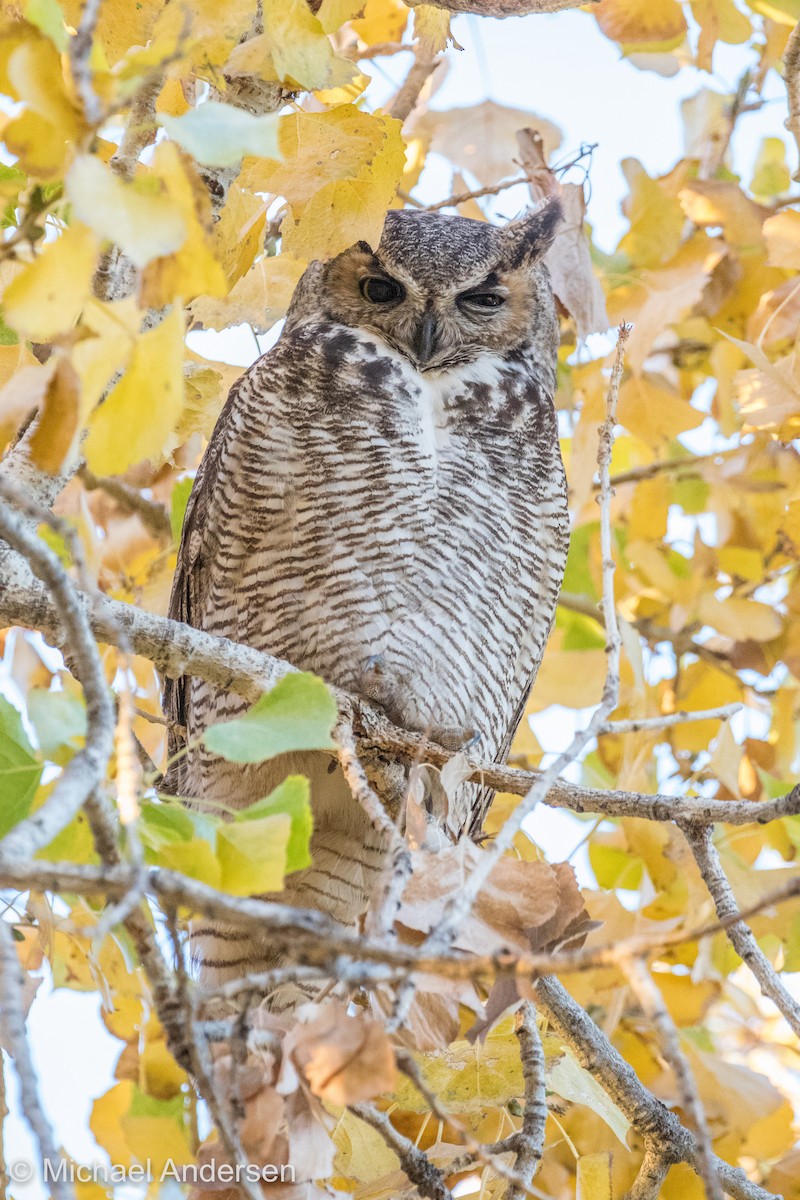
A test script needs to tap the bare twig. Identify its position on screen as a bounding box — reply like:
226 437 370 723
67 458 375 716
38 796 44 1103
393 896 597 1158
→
79 465 172 540
68 0 103 126
422 174 530 212
785 21 800 181
684 825 800 1039
350 1103 454 1200
0 921 72 1200
0 494 115 862
388 48 442 124
624 958 722 1200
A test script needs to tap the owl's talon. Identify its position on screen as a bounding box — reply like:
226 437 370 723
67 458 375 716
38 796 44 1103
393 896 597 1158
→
430 725 482 753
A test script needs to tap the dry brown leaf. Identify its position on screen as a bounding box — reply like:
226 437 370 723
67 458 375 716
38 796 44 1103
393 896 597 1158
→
398 841 587 956
416 100 561 188
283 1002 396 1106
519 134 609 339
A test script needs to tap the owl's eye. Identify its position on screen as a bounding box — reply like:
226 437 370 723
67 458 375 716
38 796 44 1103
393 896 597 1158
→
460 292 506 309
361 276 404 304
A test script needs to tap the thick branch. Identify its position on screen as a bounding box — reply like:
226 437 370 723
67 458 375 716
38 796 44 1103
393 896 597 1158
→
535 977 775 1200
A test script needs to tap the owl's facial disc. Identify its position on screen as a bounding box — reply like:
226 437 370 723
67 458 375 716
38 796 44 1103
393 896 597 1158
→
319 206 560 372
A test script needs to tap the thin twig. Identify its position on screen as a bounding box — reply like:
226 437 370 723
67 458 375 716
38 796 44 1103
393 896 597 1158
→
624 1148 672 1200
0 921 72 1200
69 0 103 126
350 1103 454 1200
683 825 800 1039
0 493 115 862
624 958 722 1200
79 465 172 541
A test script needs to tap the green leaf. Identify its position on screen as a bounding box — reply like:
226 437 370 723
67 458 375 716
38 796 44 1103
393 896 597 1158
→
170 476 194 544
0 312 19 345
27 688 86 760
217 812 291 896
204 672 337 763
236 774 313 873
25 0 68 51
158 103 283 169
0 696 42 839
159 837 222 888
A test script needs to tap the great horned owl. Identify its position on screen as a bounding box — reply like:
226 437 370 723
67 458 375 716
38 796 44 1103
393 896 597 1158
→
164 200 570 991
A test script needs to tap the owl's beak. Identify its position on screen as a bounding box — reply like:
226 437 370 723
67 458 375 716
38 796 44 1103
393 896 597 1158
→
413 310 439 367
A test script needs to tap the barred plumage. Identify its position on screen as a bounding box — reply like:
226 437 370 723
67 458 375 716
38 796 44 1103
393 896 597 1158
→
164 201 570 991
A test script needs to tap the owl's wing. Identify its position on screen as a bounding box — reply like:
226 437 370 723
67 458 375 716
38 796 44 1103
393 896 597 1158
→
467 674 533 839
162 380 244 779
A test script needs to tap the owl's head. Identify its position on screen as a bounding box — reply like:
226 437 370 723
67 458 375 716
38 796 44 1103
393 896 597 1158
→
286 198 562 372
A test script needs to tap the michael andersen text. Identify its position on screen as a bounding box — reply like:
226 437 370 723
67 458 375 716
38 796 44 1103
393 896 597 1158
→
10 1158 296 1186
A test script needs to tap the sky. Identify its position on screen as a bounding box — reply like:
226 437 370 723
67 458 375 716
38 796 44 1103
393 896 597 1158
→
3 7 797 1196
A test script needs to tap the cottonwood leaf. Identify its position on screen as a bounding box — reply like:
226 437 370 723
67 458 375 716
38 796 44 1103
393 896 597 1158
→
0 695 41 839
593 0 687 44
83 306 185 476
158 102 283 169
217 812 292 896
548 1053 631 1147
235 775 313 874
27 687 86 761
27 356 81 474
204 672 337 763
416 100 561 188
67 155 187 269
3 222 97 340
576 1151 614 1200
139 142 228 307
284 1003 396 1106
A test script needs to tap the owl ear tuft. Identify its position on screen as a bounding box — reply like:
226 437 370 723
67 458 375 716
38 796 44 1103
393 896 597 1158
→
353 239 374 256
501 196 562 268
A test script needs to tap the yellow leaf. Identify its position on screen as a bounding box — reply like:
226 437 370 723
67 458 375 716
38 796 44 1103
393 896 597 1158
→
697 593 783 642
351 0 409 44
691 0 752 70
414 6 454 56
140 1038 188 1099
594 0 687 43
607 234 724 374
672 662 742 754
4 223 98 341
84 307 185 475
283 177 401 260
708 718 742 796
152 0 253 77
90 1082 134 1168
190 252 307 333
217 813 291 896
140 143 228 307
617 375 704 446
159 837 222 889
67 154 188 269
61 0 164 66
72 298 138 421
764 208 800 268
28 356 81 473
679 180 767 249
120 1113 193 1174
619 158 685 268
4 33 83 177
317 0 368 33
226 0 357 90
576 1151 613 1200
214 186 267 287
